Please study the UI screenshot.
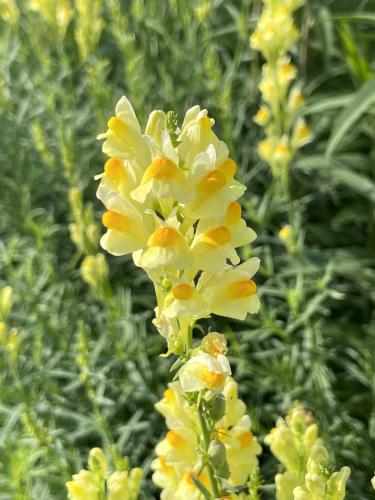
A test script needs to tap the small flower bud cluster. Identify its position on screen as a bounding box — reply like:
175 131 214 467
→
265 404 350 499
96 96 260 356
68 187 110 295
66 447 142 500
250 0 312 178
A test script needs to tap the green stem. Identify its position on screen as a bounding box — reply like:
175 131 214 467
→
197 401 221 499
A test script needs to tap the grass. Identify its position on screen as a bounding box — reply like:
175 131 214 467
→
0 0 374 498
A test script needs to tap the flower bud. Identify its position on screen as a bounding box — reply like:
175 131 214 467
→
204 393 226 421
88 447 107 475
326 467 351 500
208 439 226 469
218 459 230 479
80 254 109 291
201 332 227 357
0 286 13 321
305 472 326 497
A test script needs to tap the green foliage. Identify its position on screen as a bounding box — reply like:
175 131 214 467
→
0 0 374 498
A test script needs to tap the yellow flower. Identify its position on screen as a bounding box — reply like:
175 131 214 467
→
253 106 271 126
198 257 260 320
97 96 150 169
100 193 150 256
191 223 240 273
185 146 246 220
95 157 141 206
66 470 101 500
144 110 168 149
218 377 246 428
201 332 227 357
163 283 209 319
259 58 296 109
292 118 313 149
107 468 143 500
155 381 198 430
179 352 231 393
0 286 13 321
293 445 350 500
80 254 109 291
177 106 227 167
265 405 319 474
224 415 262 486
131 156 190 205
250 6 299 60
137 223 192 270
288 86 305 113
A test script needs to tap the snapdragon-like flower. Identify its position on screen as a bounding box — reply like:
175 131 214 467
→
265 404 350 499
96 96 260 354
96 97 263 499
66 448 142 500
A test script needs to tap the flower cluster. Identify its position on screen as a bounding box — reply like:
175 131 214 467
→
93 97 262 498
250 0 312 178
152 333 261 499
96 96 260 355
265 404 350 500
66 447 142 500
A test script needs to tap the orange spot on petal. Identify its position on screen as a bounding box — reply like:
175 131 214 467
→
227 279 256 299
201 226 231 247
148 227 182 248
102 211 129 232
172 284 195 300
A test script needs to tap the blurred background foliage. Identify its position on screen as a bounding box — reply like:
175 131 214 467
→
0 0 374 498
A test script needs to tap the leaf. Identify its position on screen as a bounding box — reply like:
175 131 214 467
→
191 476 212 500
326 78 375 157
329 168 375 203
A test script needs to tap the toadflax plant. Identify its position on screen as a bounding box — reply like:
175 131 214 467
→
95 97 262 499
65 96 351 499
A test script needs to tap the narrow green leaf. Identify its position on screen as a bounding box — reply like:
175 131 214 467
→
326 78 375 157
